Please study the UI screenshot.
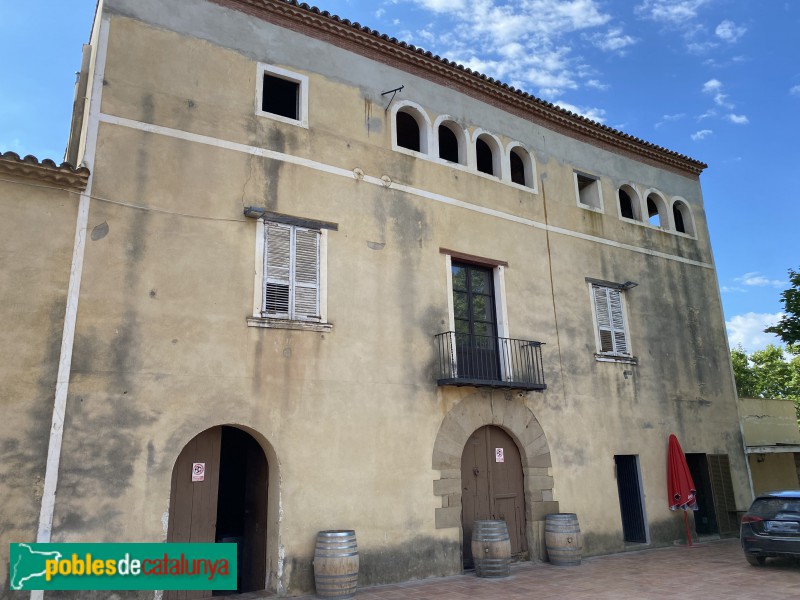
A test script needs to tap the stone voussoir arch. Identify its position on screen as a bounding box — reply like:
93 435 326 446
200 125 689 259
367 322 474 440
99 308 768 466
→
432 391 558 559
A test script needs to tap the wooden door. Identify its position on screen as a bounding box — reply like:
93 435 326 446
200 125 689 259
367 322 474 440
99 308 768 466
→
461 426 527 567
166 427 222 600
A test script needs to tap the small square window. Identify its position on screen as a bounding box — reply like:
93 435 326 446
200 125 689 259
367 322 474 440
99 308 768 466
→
256 64 308 128
262 74 299 120
575 172 603 211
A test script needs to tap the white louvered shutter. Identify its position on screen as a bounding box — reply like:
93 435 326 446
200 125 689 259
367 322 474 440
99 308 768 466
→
292 227 320 320
593 285 629 355
264 222 292 317
608 289 629 354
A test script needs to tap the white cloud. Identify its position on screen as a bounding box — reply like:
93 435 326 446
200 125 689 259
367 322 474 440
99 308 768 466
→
791 85 800 96
375 8 386 18
413 0 466 12
715 19 746 42
702 79 723 93
586 79 609 91
735 272 785 287
726 312 785 352
713 93 733 108
691 129 712 140
588 27 637 53
635 0 711 25
687 41 717 54
553 101 607 123
399 0 621 96
727 113 749 124
663 113 686 121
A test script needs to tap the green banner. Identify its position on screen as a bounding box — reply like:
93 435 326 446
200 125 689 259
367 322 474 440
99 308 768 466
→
9 543 237 591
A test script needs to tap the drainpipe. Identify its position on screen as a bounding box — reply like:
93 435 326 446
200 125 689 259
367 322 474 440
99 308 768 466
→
31 13 109 600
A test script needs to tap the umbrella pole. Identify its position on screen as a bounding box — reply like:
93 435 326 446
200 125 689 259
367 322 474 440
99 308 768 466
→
683 511 693 547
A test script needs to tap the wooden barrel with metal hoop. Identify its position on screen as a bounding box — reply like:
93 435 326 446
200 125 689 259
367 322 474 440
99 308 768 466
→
471 519 512 577
545 513 582 566
313 530 359 598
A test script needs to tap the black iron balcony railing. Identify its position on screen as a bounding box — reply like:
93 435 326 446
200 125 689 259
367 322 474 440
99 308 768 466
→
434 331 546 391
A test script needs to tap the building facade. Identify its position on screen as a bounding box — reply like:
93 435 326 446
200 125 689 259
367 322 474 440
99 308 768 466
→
1 0 752 596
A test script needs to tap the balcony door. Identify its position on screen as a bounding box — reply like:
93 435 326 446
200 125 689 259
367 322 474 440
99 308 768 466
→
452 262 499 381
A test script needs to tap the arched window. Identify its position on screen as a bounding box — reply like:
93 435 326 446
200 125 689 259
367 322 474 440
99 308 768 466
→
396 110 421 152
646 192 667 228
618 185 641 221
672 200 694 235
475 134 500 176
510 151 525 185
508 145 535 189
438 123 461 164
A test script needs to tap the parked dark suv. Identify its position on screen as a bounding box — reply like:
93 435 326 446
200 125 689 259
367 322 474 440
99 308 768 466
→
741 490 800 565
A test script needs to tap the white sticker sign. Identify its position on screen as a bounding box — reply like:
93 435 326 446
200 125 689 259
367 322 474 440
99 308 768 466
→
192 462 205 482
495 448 504 463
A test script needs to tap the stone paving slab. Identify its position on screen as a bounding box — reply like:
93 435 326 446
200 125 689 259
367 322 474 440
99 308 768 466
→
278 538 799 600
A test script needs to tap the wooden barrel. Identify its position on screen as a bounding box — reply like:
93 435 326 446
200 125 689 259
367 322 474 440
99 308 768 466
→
313 530 359 599
471 520 511 578
545 513 582 566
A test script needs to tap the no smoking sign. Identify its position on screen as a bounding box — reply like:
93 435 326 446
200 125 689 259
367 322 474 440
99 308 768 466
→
192 462 205 482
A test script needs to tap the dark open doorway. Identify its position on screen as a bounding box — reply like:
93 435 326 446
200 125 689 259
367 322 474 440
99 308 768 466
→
614 455 648 543
167 426 268 599
685 453 719 536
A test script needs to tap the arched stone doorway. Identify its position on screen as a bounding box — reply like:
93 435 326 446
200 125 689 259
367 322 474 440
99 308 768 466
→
461 425 527 567
432 392 558 563
167 425 268 598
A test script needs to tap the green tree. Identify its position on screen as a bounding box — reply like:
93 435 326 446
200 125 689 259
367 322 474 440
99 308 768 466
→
765 267 800 349
732 344 800 421
731 345 759 397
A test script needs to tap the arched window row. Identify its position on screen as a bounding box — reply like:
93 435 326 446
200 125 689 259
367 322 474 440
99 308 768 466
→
392 101 537 191
617 184 696 237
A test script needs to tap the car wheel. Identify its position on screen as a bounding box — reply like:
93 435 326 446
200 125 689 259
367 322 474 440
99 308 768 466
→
745 554 766 566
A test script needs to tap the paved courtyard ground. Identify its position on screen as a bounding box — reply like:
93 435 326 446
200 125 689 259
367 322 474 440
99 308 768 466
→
267 538 799 600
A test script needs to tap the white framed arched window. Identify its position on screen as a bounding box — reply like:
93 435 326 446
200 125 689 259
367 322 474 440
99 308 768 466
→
472 130 502 178
645 190 669 228
391 101 432 155
671 198 696 236
433 115 467 165
506 142 536 190
618 184 642 221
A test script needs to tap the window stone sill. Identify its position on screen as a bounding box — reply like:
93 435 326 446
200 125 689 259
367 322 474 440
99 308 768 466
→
247 317 332 332
595 353 638 365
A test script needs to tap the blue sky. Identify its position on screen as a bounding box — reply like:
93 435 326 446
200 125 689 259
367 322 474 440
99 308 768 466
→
2 0 797 353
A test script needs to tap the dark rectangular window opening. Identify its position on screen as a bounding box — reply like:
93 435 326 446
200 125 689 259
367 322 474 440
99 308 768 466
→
262 74 299 120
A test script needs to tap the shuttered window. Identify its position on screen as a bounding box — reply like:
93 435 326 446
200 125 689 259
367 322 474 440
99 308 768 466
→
592 285 630 355
263 222 320 321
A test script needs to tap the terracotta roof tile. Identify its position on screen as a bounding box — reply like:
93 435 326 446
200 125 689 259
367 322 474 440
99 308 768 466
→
0 151 90 191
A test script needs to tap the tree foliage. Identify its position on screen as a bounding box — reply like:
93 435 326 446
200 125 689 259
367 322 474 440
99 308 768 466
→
765 267 800 349
731 344 800 421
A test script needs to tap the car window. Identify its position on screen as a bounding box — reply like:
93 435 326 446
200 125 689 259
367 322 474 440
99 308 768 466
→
750 498 800 517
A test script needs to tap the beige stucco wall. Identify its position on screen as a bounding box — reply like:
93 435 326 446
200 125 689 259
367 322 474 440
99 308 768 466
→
740 397 800 446
749 453 800 496
20 0 751 596
0 172 80 589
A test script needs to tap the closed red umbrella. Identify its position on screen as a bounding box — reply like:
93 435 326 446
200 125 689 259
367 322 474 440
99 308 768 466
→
667 434 698 546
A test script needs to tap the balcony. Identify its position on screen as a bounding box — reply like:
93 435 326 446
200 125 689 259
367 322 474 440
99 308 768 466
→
434 331 546 391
